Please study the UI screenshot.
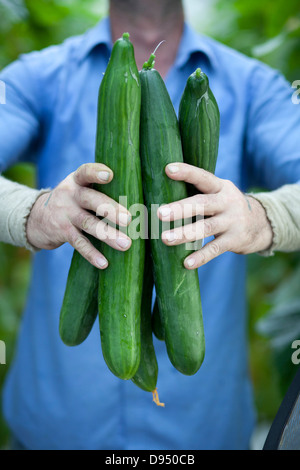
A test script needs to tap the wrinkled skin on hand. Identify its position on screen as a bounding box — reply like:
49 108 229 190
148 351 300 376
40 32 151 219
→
26 163 132 269
157 162 273 269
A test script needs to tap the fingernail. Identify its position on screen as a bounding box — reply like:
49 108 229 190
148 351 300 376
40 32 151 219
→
117 238 130 249
168 164 179 174
98 171 110 181
119 212 131 226
96 257 108 268
159 206 171 217
164 232 177 242
186 258 195 268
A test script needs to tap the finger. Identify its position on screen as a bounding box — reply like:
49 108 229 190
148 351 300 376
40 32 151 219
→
70 210 132 252
165 162 223 194
73 163 113 187
184 235 230 269
162 216 225 246
157 193 224 221
75 186 131 227
66 226 108 269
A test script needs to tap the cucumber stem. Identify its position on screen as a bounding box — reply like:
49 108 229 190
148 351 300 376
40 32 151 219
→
142 40 166 70
195 68 202 79
152 388 165 407
143 53 156 70
122 32 130 40
153 40 166 55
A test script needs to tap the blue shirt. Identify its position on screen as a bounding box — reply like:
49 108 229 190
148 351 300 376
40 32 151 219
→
1 17 300 451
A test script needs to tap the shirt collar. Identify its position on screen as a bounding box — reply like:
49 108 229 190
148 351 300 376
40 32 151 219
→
77 16 112 62
77 16 217 69
174 22 218 69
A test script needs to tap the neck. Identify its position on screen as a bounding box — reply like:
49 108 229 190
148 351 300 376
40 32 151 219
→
109 0 184 78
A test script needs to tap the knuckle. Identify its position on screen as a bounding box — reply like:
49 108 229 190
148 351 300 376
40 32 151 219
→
198 194 208 206
99 201 113 219
193 195 207 215
74 236 88 252
223 179 236 196
209 242 220 256
74 164 89 183
80 214 95 231
65 225 76 243
219 191 229 207
58 178 74 195
76 187 90 207
223 178 234 189
96 220 107 240
196 251 206 266
76 164 86 176
204 218 214 235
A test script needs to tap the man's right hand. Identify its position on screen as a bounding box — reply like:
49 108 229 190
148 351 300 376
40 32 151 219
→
26 163 132 269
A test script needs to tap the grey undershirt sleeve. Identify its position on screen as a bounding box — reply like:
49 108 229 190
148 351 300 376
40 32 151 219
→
249 184 300 256
0 175 50 253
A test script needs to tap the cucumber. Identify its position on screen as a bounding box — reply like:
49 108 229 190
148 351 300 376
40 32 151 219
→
59 237 99 347
152 68 220 338
96 33 145 380
179 68 220 196
152 299 164 342
131 244 158 392
139 53 205 376
132 245 165 406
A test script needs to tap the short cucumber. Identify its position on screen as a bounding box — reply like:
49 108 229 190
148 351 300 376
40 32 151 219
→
179 67 220 195
139 53 205 376
96 33 145 380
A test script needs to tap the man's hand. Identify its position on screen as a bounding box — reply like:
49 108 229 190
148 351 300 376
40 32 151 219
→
26 163 132 269
157 163 274 269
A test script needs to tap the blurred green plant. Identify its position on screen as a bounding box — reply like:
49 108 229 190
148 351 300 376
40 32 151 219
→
200 0 300 82
256 262 300 395
0 0 108 68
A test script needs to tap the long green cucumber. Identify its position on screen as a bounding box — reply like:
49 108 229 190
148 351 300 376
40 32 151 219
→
139 53 205 376
59 237 99 347
152 69 220 339
95 33 145 380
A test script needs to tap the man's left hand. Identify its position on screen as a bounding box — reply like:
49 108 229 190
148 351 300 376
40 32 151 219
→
157 163 274 269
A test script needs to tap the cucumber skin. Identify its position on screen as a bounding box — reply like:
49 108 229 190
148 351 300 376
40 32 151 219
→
152 299 164 342
132 245 158 392
95 35 145 380
152 70 220 341
59 245 99 347
139 67 205 376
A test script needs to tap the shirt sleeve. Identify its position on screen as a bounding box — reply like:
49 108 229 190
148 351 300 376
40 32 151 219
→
248 183 300 256
0 175 50 252
0 57 42 172
246 64 300 190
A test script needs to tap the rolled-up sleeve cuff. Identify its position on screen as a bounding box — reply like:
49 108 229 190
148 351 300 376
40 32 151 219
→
0 177 50 253
248 184 300 257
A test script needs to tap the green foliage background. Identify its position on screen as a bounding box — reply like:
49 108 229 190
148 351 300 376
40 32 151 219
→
0 0 299 449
